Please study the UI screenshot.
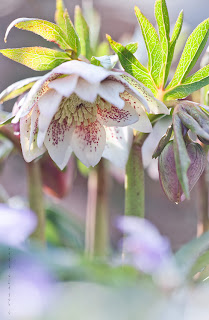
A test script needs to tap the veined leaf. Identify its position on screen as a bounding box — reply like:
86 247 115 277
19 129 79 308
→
164 10 183 84
135 6 163 87
170 10 184 45
173 114 191 199
155 0 170 85
74 6 92 60
55 0 66 32
0 47 71 71
0 77 40 103
64 10 81 55
5 18 72 51
167 18 209 89
107 35 157 95
164 64 209 100
125 42 138 54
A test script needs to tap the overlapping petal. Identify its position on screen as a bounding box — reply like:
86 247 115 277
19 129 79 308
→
103 126 133 168
10 60 169 169
71 120 106 167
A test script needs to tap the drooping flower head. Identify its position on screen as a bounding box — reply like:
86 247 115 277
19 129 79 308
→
11 60 168 169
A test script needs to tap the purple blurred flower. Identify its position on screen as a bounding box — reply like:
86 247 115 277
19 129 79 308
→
118 216 171 273
0 258 54 319
0 204 37 246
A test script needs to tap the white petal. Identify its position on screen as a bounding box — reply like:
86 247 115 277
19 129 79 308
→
75 78 99 103
37 90 63 148
119 74 169 115
48 74 78 97
20 109 46 162
98 80 125 109
12 71 61 123
53 60 121 84
120 91 152 133
97 104 139 127
71 120 106 167
44 120 74 170
102 126 133 168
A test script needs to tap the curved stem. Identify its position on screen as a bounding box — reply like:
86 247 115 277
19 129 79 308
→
125 132 148 218
27 161 45 244
85 159 109 257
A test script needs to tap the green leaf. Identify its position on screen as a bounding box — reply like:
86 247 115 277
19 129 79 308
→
95 41 110 57
164 10 183 85
5 18 72 51
91 56 101 66
167 18 209 89
0 114 15 127
155 0 170 85
0 77 40 103
74 6 92 60
64 10 81 55
170 10 184 45
173 113 191 199
0 47 71 71
135 6 163 87
152 124 173 158
164 64 209 100
107 35 157 95
175 230 209 276
125 42 138 54
55 0 66 32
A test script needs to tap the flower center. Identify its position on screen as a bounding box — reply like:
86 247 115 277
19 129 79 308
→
54 93 111 126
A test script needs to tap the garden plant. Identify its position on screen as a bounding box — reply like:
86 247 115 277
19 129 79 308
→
1 0 209 318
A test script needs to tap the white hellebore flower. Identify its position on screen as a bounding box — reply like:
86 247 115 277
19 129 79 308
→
11 60 169 169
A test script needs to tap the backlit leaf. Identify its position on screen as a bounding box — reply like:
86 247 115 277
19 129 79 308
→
0 47 71 71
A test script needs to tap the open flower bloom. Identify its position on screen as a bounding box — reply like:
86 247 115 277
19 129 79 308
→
12 60 169 169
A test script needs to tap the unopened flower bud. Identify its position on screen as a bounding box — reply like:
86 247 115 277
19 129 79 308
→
159 141 206 203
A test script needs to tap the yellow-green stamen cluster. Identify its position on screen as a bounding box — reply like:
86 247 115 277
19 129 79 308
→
54 93 111 126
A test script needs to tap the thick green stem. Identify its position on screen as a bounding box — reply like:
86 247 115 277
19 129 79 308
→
125 133 148 218
27 161 45 244
197 165 209 236
85 159 109 257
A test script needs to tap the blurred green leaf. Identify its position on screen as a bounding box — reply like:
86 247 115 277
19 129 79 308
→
107 35 157 95
77 159 91 177
0 47 71 71
46 206 84 251
0 77 40 103
74 6 92 60
135 6 163 87
167 18 209 89
155 0 170 85
175 230 209 277
55 0 66 31
5 18 72 51
125 42 138 54
96 41 110 57
173 114 190 199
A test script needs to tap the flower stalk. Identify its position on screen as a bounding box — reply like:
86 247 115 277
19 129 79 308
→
85 159 109 257
125 132 148 218
27 160 45 244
